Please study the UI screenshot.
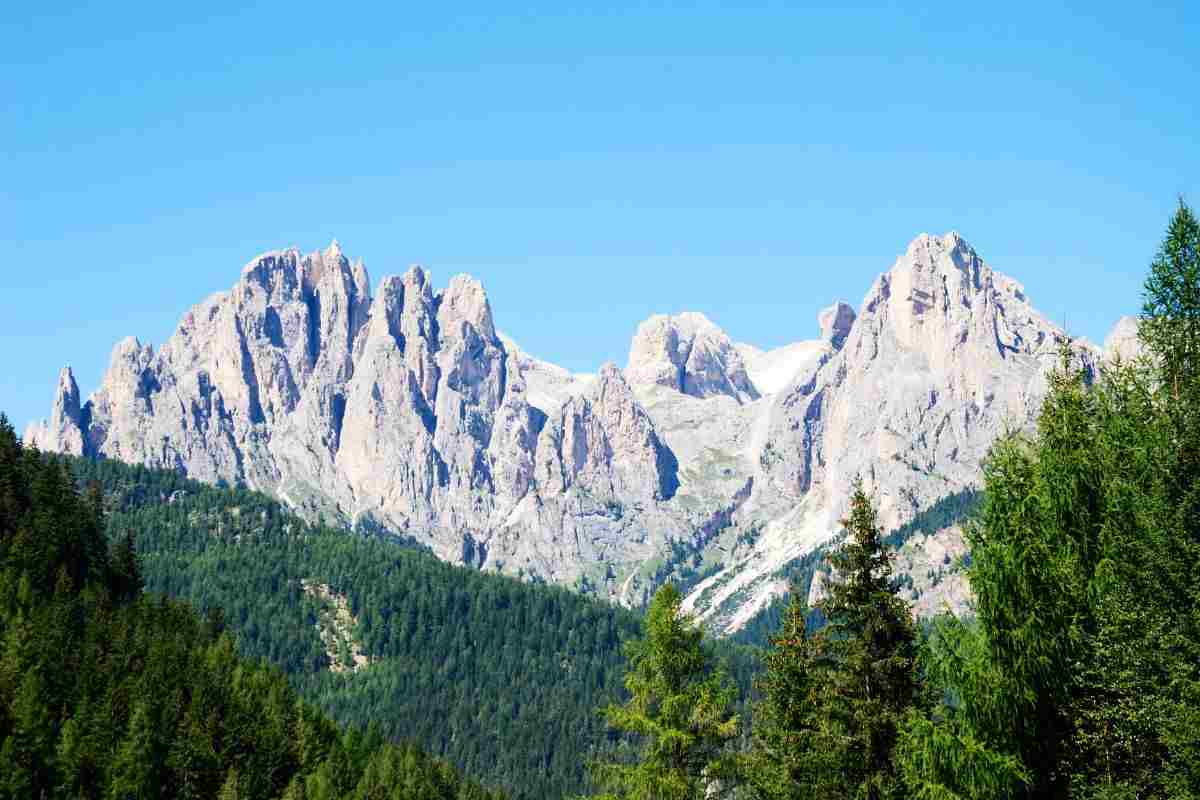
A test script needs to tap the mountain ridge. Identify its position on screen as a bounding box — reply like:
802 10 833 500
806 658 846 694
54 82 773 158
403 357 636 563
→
25 233 1134 628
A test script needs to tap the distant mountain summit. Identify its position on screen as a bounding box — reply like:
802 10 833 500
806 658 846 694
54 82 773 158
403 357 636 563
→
26 234 1133 629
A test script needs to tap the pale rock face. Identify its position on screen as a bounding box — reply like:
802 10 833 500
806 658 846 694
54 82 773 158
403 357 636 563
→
30 244 687 603
535 363 678 503
733 303 853 399
30 232 1112 630
818 301 856 347
1104 315 1144 362
807 570 829 608
626 312 760 403
681 232 1102 632
760 232 1081 521
24 367 86 455
497 333 595 414
895 525 972 618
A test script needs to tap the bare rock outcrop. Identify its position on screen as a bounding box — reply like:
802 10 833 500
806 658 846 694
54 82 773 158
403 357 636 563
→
818 301 856 347
28 245 687 602
24 366 87 455
626 312 760 403
28 232 1121 629
682 232 1103 631
758 232 1087 525
535 364 678 503
1104 315 1144 362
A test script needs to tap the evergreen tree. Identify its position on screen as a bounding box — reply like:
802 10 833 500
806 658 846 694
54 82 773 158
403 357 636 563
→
817 483 926 800
747 485 923 800
590 584 739 800
1140 198 1200 397
898 353 1100 800
744 593 830 800
110 530 143 602
50 445 698 799
0 421 507 800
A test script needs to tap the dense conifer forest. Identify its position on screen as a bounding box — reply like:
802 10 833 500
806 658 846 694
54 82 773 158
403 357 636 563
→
43 450 754 798
0 417 505 800
732 487 982 649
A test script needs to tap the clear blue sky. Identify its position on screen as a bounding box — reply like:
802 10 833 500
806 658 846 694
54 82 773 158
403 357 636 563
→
3 1 1197 431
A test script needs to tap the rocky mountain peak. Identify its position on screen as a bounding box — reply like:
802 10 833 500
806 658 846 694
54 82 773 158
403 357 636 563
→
56 364 81 406
1104 315 1144 362
535 361 678 503
625 312 759 403
438 274 498 345
864 232 1056 369
402 264 431 291
24 366 87 456
818 301 856 347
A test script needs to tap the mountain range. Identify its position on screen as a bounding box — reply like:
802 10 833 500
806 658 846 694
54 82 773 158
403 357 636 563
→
26 233 1138 631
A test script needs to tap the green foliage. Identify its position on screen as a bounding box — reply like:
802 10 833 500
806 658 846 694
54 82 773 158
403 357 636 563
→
900 201 1200 799
58 454 646 800
881 489 983 552
742 595 827 800
0 415 503 800
591 585 740 800
1140 198 1200 397
743 487 925 800
817 484 927 799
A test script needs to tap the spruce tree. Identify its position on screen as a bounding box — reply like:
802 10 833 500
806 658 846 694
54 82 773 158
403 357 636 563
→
818 483 925 800
110 530 143 602
590 584 738 800
745 593 830 800
747 485 923 800
1140 198 1200 398
898 353 1101 800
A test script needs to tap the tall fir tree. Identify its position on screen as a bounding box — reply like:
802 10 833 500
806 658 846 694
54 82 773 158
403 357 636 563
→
747 485 924 800
818 484 925 800
590 584 739 800
744 593 830 800
1140 198 1200 399
898 352 1100 800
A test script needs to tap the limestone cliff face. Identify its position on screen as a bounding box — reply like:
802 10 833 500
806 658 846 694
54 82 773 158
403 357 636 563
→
759 231 1081 524
626 312 760 403
25 244 685 598
534 364 678 503
1104 315 1144 362
26 232 1124 627
678 233 1103 631
25 367 87 456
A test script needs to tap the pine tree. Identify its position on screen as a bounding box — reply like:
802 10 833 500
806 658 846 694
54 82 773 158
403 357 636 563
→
819 484 925 800
898 205 1200 797
110 530 143 602
107 702 161 800
1140 198 1200 398
898 352 1100 800
590 584 739 800
747 485 923 800
744 593 830 800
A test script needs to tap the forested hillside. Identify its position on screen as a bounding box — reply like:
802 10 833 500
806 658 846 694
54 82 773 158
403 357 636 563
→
0 416 503 800
61 453 756 799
